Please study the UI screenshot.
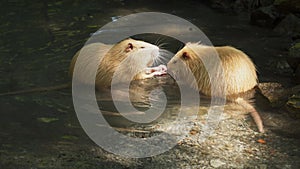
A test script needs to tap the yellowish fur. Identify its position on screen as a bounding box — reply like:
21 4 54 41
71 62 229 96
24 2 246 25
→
69 39 159 89
168 43 264 133
168 43 257 97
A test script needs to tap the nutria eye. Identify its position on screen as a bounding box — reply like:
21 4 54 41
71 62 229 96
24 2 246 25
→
141 46 145 49
182 52 189 60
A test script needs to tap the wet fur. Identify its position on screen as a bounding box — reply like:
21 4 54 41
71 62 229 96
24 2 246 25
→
168 43 264 133
69 39 159 89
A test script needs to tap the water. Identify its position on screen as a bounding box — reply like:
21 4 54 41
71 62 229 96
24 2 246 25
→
0 0 298 167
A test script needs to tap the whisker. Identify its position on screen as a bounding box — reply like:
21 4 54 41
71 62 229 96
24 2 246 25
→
154 37 160 46
153 59 158 66
153 57 164 66
154 49 174 65
158 55 172 62
159 49 174 57
155 37 164 46
154 36 170 50
158 42 169 50
156 37 165 46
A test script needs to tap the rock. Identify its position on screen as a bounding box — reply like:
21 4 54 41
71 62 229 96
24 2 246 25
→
276 59 292 73
210 159 226 168
287 43 300 83
287 43 300 70
250 5 280 28
208 0 275 13
231 0 267 13
296 64 300 84
273 14 300 37
286 91 300 118
207 0 233 12
256 83 300 107
274 0 300 14
258 83 300 134
257 82 287 107
206 0 251 13
244 0 276 9
266 58 293 74
260 0 276 7
288 43 300 64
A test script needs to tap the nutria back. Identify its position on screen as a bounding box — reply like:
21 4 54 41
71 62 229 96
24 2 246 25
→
214 46 257 95
167 43 257 97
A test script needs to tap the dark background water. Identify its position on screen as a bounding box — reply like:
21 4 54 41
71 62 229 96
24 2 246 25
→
0 0 299 168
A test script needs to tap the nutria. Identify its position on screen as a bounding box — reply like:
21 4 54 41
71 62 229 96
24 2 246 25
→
0 39 166 96
70 38 166 90
167 42 264 133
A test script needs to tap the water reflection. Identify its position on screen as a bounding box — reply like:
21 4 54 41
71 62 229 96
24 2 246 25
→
96 75 211 138
96 75 179 127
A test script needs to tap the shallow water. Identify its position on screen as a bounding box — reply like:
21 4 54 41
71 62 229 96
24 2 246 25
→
0 0 299 168
96 75 207 132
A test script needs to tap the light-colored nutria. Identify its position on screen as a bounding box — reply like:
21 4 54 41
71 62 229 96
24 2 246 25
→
0 39 166 96
70 38 166 89
167 42 264 133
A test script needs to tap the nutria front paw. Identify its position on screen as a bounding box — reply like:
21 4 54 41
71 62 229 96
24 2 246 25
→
144 65 167 77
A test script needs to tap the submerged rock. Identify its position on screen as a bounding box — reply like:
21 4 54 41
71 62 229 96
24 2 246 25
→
208 0 232 12
274 14 300 37
250 5 280 28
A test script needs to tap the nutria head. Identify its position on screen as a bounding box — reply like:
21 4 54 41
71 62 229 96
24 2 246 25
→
167 43 219 96
111 38 160 68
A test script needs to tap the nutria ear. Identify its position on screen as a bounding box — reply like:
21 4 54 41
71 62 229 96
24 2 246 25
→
182 52 190 60
125 43 134 52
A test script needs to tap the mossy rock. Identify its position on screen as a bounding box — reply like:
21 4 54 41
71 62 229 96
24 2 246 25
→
289 43 300 56
286 92 300 119
288 43 300 60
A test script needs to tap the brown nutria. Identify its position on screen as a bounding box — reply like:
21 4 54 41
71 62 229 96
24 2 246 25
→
167 42 264 133
0 39 166 96
70 38 166 90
